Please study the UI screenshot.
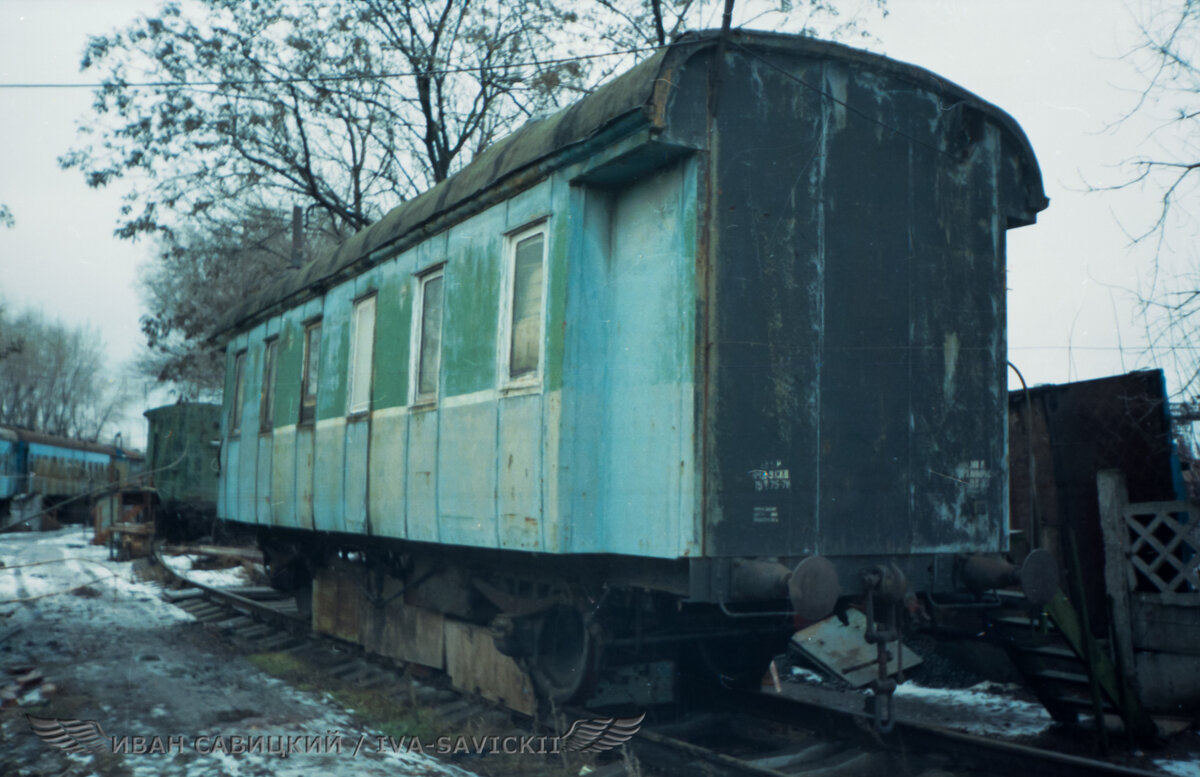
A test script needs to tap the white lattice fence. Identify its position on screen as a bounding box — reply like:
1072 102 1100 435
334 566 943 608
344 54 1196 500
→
1122 501 1200 595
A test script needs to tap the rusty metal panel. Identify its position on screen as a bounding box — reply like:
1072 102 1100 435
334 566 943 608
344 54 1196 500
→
596 162 695 558
555 188 611 554
255 434 272 525
541 390 562 552
368 409 408 538
498 393 542 551
705 49 1043 559
360 577 445 670
236 333 264 525
554 160 698 558
295 425 315 530
438 400 499 547
217 435 228 519
312 418 345 533
312 564 360 641
144 403 221 507
235 430 258 526
270 426 297 528
445 619 536 715
344 417 369 534
1009 370 1179 635
224 438 241 522
406 409 439 542
791 609 922 687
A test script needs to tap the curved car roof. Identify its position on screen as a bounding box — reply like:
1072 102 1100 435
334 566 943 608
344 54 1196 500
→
218 29 1046 339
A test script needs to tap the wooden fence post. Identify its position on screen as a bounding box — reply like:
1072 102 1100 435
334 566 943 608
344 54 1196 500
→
1097 469 1136 690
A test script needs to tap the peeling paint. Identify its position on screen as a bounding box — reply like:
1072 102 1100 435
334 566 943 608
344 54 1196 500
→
943 332 960 403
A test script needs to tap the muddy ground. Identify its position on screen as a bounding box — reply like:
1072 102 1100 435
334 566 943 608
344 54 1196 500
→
0 527 476 777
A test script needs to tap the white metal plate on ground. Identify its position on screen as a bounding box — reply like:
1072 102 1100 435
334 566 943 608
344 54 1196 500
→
791 609 922 687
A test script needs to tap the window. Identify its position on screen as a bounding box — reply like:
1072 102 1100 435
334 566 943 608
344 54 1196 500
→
231 350 247 435
300 321 321 425
348 295 376 414
502 225 547 384
259 338 278 433
412 268 444 403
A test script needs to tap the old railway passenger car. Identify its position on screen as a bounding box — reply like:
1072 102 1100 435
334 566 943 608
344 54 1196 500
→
0 426 142 529
215 30 1047 708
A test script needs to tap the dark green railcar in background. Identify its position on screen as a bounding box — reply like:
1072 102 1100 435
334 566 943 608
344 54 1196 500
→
144 403 221 539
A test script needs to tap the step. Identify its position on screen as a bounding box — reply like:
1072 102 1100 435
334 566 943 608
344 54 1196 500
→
212 615 253 630
992 615 1052 629
1017 645 1078 661
1032 669 1090 686
162 588 204 602
235 624 275 640
1047 693 1115 712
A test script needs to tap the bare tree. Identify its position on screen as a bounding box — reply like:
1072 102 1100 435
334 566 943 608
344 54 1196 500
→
1104 1 1200 396
63 0 885 242
138 206 339 397
0 204 12 229
60 0 595 242
65 0 886 395
0 307 133 441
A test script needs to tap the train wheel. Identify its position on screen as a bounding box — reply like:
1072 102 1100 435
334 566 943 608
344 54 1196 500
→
294 579 313 622
690 635 780 693
530 605 594 704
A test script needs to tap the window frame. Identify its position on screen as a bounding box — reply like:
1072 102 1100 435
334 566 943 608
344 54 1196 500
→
299 319 322 426
347 293 378 417
230 349 247 436
497 221 549 392
409 265 446 407
259 337 278 434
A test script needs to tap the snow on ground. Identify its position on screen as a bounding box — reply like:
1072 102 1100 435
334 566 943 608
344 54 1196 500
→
0 528 476 777
891 679 1055 738
1158 758 1200 777
161 554 253 588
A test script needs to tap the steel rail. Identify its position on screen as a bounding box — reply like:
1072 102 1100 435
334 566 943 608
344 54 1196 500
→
744 687 1164 777
151 543 308 635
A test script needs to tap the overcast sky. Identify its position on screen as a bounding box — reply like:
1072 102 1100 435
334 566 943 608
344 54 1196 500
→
0 0 1190 448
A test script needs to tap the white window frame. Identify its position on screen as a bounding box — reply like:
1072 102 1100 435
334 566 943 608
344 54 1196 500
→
299 319 321 425
410 266 445 406
497 221 549 392
347 294 377 415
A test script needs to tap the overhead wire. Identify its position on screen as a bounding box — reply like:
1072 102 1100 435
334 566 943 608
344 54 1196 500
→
0 46 661 90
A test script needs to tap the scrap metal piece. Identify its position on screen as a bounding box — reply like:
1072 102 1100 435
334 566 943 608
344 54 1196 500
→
790 609 922 688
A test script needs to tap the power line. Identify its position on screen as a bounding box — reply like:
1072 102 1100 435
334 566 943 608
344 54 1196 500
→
1011 345 1192 351
0 47 659 90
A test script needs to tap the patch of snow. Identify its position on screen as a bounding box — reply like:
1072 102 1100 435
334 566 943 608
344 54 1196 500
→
1 528 478 776
892 680 1054 738
789 666 826 684
162 554 249 588
1157 758 1200 777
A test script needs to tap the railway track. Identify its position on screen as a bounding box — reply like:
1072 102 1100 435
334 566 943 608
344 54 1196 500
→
147 545 1171 777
